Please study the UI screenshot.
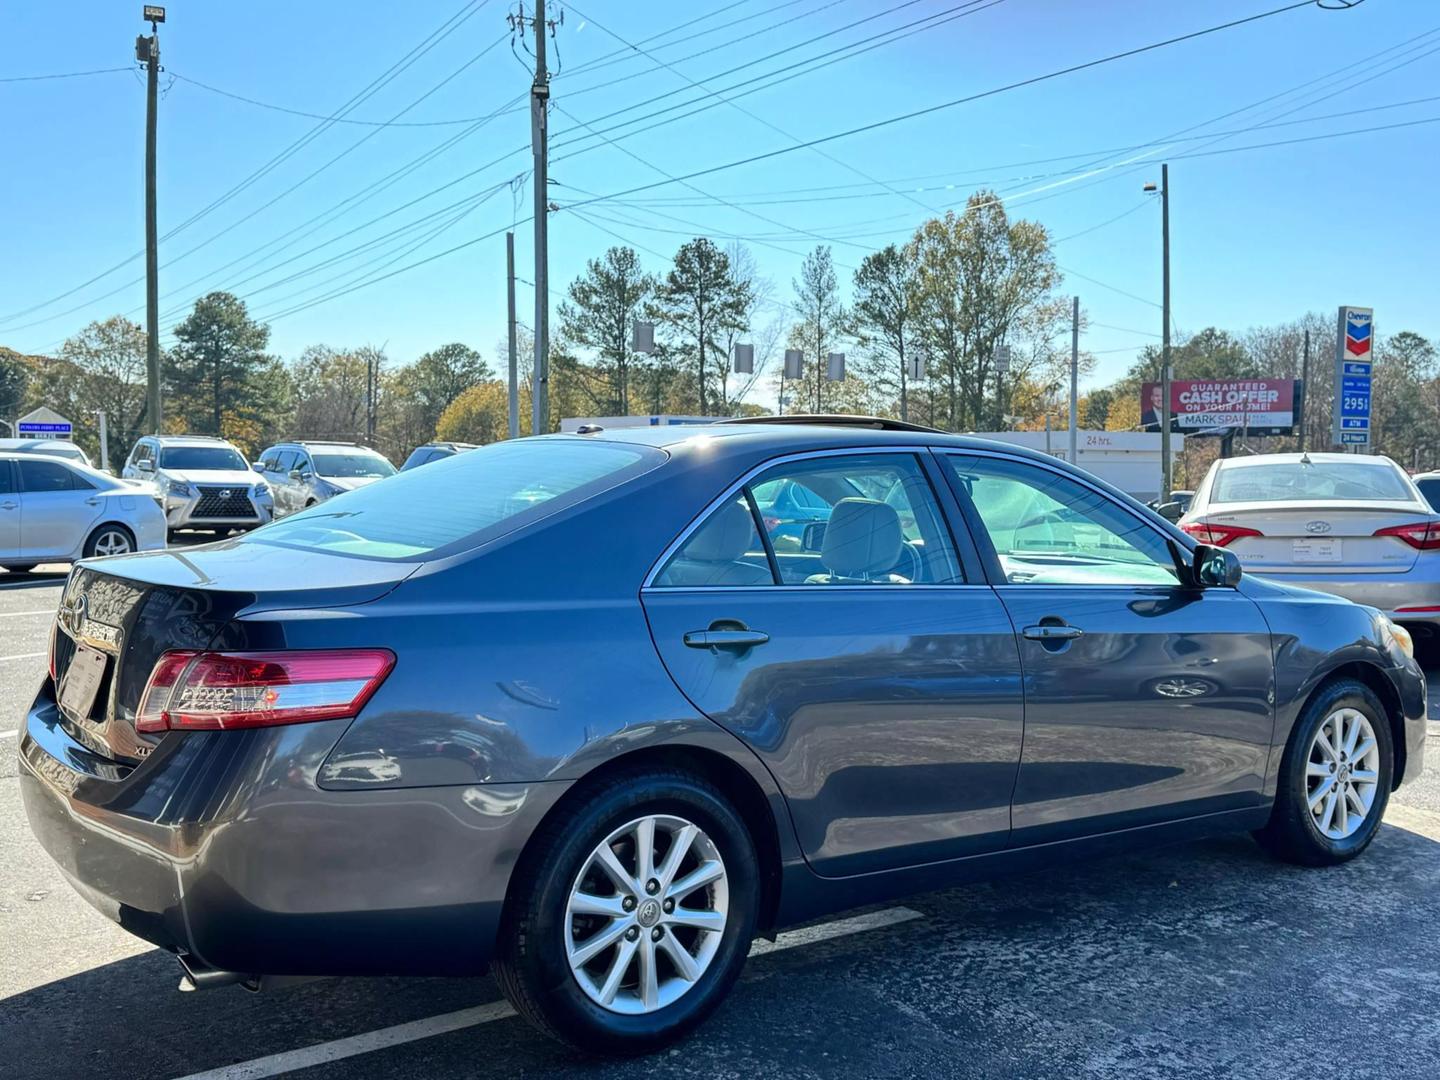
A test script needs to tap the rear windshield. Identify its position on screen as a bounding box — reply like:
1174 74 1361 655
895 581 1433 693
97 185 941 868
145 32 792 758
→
1213 461 1416 503
244 438 663 560
159 445 247 471
312 451 395 478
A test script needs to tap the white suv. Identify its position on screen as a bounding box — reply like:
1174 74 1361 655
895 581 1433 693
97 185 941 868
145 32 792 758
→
122 435 274 537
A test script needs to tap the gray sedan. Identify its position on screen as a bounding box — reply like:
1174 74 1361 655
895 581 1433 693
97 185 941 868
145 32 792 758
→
18 419 1428 1054
1181 452 1440 636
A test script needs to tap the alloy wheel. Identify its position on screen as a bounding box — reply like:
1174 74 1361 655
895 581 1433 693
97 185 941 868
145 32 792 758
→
564 814 729 1015
1306 707 1381 840
93 529 133 556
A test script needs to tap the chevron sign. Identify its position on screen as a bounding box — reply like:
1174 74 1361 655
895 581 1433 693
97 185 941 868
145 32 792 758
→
1344 310 1373 358
1334 306 1374 447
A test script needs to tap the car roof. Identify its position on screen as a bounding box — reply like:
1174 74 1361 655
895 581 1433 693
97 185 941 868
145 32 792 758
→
551 418 1074 464
276 441 378 450
0 437 82 448
149 434 237 445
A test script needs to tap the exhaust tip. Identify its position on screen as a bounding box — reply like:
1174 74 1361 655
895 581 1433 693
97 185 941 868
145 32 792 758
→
175 953 251 992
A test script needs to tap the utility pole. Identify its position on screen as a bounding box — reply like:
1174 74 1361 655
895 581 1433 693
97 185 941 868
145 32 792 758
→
1299 327 1311 452
520 0 554 436
1159 164 1172 501
137 6 165 434
95 411 110 472
506 231 519 438
1069 296 1079 465
364 350 377 444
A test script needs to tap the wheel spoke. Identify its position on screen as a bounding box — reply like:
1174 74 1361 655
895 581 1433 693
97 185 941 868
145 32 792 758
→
638 935 659 1011
655 823 697 891
634 817 656 887
1335 789 1349 836
1308 780 1334 811
570 891 628 919
1321 789 1339 833
666 906 726 934
657 931 702 982
1351 768 1379 785
571 917 631 968
596 936 638 1006
667 859 724 902
1306 762 1332 779
1342 712 1362 757
1351 738 1376 764
1314 729 1338 762
593 842 636 895
1345 784 1368 817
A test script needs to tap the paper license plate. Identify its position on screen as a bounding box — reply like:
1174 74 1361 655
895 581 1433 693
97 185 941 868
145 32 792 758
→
59 645 108 721
1292 538 1342 564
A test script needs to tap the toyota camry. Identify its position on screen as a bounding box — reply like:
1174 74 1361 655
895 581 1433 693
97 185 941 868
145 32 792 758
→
18 417 1427 1053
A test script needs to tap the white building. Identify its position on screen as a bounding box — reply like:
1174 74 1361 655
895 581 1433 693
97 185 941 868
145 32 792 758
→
969 429 1184 502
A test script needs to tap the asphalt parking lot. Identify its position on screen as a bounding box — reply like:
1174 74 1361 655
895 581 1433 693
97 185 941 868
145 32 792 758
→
4 557 1440 1080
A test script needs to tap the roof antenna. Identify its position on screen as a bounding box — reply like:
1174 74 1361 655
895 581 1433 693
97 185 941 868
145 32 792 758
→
1299 450 1313 465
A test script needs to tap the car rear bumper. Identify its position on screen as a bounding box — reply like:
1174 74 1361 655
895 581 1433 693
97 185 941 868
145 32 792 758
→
18 683 569 978
1249 571 1440 627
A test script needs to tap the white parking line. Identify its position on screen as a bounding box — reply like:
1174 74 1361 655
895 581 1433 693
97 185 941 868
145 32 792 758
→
0 609 54 618
169 905 924 1080
0 730 16 739
0 652 46 662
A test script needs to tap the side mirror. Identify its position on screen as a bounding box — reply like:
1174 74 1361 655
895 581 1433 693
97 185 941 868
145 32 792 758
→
1154 501 1184 522
288 468 305 481
1193 544 1242 588
802 521 827 553
136 459 153 472
252 461 265 470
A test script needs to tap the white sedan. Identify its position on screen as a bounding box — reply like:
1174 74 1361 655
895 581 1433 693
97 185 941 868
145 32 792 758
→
0 452 166 571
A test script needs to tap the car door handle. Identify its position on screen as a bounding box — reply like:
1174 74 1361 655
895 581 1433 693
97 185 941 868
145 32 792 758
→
683 627 770 651
85 498 100 506
1022 624 1084 641
0 501 16 510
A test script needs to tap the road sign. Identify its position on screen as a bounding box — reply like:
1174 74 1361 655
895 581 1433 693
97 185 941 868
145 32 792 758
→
1333 306 1373 448
143 5 166 23
16 406 73 440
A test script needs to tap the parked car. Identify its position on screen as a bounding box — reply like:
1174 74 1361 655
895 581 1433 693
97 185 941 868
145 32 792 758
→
0 452 165 570
19 419 1425 1054
122 434 273 538
0 437 93 469
1413 470 1440 513
256 440 396 517
401 440 476 471
1180 452 1440 640
1149 488 1194 522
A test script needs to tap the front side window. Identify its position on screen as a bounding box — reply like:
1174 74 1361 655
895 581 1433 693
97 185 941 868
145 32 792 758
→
655 453 963 587
312 451 395 479
244 439 661 560
158 445 248 471
946 454 1179 586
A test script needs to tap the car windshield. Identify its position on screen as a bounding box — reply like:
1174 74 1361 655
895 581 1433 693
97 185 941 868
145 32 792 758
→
1213 461 1415 503
245 439 662 560
312 452 396 479
158 445 247 471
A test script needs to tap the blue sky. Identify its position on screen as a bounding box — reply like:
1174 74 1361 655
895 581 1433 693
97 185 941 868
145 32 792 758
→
2 0 1436 403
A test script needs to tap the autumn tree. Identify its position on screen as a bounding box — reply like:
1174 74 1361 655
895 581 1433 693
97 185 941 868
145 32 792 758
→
435 381 512 445
58 317 151 466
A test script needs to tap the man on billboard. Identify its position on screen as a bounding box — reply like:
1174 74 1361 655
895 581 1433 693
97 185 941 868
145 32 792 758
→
1140 383 1165 432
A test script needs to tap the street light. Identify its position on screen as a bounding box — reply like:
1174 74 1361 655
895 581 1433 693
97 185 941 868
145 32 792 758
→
1144 164 1173 501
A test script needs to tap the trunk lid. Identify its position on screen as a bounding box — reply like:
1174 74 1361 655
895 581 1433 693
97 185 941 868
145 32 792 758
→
1200 500 1431 574
50 541 418 764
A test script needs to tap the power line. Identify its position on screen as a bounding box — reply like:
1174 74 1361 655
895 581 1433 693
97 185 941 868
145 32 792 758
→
0 66 133 83
558 1 1329 212
0 0 491 329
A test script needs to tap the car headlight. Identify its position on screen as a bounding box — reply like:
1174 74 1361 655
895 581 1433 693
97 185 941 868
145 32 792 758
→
1381 616 1414 660
252 482 272 500
165 479 195 499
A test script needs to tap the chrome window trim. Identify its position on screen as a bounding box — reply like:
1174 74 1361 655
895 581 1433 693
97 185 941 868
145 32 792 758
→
642 445 963 590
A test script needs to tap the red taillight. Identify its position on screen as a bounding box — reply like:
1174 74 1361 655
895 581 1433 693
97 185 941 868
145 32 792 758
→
1373 520 1440 550
1180 520 1264 547
1395 604 1440 613
135 649 396 734
763 516 782 532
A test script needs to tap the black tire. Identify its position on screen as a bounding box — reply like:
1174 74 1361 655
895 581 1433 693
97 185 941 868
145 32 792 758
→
1254 677 1393 866
83 523 136 559
494 768 759 1054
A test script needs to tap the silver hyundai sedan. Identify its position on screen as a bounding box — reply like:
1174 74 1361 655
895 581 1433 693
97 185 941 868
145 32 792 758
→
1181 452 1440 636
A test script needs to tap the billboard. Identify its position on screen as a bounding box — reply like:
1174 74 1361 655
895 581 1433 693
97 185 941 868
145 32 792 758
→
1140 379 1298 435
1333 306 1373 447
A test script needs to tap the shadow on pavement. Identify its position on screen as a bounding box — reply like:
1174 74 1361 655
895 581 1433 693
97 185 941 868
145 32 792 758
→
0 570 68 591
5 825 1439 1080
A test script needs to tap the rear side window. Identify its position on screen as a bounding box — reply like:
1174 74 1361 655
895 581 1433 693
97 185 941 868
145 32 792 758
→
1213 461 1415 503
0 462 14 495
19 458 88 492
244 439 663 560
655 453 963 587
1416 477 1440 512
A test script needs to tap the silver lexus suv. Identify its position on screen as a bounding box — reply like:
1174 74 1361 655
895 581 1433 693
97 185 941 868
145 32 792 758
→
121 435 274 537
